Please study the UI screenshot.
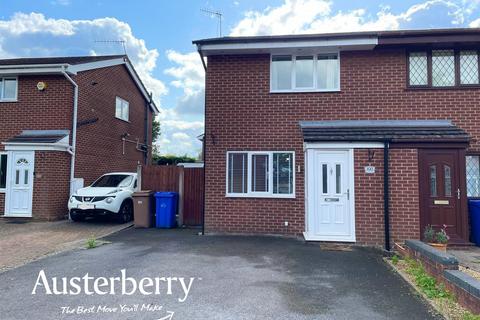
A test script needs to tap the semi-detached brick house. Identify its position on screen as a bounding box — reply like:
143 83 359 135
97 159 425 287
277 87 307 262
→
194 28 480 249
0 55 158 220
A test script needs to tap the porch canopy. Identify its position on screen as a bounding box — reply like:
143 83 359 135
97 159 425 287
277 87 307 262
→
2 130 70 151
300 120 470 144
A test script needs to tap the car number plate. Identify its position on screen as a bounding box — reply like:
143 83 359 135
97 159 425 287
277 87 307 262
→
78 203 95 210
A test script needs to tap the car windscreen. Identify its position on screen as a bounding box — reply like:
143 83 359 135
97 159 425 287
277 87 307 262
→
91 175 133 188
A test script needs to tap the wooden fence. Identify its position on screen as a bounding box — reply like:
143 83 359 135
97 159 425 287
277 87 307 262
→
141 165 204 226
142 165 180 192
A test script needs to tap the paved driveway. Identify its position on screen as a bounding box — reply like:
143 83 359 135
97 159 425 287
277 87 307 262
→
0 219 131 272
0 229 440 320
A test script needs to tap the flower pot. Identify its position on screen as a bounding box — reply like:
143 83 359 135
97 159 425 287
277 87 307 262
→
428 243 447 252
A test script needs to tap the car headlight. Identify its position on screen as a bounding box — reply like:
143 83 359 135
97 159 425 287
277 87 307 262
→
106 197 114 204
69 197 74 203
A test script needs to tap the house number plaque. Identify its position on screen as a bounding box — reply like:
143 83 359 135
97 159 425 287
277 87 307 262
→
365 166 375 174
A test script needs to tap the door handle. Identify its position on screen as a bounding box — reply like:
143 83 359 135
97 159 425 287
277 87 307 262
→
457 188 460 200
346 189 350 200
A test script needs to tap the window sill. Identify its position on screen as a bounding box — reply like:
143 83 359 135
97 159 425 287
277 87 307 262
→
115 117 130 123
270 89 340 94
226 193 296 199
0 189 5 193
405 86 480 91
0 99 18 103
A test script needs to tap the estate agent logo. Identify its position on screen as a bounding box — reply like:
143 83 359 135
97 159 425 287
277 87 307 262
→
32 269 198 302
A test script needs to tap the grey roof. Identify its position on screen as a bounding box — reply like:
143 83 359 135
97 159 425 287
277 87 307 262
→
7 130 70 144
193 28 480 45
300 120 470 143
0 55 125 66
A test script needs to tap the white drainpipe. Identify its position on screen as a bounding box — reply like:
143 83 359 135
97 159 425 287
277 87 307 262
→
62 67 78 197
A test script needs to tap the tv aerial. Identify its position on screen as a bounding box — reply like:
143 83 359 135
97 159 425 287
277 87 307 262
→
201 8 223 37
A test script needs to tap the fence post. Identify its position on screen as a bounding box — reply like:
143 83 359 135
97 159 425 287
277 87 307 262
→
177 165 185 226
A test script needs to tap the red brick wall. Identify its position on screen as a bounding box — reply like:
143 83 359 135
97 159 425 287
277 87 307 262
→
0 65 153 219
0 194 4 215
354 149 385 246
0 75 72 219
32 151 71 220
205 49 480 244
390 149 420 243
74 65 152 186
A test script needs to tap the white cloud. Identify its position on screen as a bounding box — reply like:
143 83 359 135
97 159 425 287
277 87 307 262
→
230 0 471 36
231 0 331 36
164 50 205 115
162 120 204 131
51 0 71 6
0 12 166 104
172 132 190 140
469 17 480 27
158 120 204 156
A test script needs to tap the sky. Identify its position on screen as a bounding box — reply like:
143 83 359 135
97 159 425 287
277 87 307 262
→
0 0 480 157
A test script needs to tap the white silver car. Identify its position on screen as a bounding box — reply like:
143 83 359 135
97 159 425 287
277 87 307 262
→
68 172 138 223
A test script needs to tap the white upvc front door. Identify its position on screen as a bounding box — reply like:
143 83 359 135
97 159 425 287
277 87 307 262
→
305 149 355 242
5 151 35 217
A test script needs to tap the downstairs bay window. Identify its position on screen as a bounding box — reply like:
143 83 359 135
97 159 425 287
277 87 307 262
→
227 151 295 198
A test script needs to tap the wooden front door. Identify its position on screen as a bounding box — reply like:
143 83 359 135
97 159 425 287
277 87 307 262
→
418 149 468 244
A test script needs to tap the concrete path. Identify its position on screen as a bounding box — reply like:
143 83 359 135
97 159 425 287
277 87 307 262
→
0 228 440 320
0 219 131 272
449 246 480 278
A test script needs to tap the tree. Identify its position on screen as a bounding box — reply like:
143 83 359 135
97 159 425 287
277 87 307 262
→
152 118 161 143
152 118 161 160
155 155 197 165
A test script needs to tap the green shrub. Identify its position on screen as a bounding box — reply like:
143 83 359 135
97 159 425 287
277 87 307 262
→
86 236 97 249
404 258 452 299
391 254 400 265
423 225 436 243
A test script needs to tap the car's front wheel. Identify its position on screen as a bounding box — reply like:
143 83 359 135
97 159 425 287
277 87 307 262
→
117 200 133 223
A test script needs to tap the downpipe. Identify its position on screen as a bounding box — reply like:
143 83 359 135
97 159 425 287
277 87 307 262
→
62 68 79 199
383 140 391 252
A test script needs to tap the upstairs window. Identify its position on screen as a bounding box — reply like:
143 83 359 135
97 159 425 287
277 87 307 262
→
115 96 129 121
408 50 480 88
227 151 295 198
271 53 339 92
0 77 17 101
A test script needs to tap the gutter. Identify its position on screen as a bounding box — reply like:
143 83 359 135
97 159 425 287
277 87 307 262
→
61 67 79 199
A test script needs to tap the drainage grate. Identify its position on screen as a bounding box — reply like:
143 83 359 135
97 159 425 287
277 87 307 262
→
320 244 353 251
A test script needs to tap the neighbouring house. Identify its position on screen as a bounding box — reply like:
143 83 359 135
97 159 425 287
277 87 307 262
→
194 28 480 249
0 55 158 220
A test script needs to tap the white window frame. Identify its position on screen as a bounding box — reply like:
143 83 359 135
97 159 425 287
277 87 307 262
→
226 151 295 198
0 152 7 192
115 96 129 122
270 53 340 93
0 77 18 102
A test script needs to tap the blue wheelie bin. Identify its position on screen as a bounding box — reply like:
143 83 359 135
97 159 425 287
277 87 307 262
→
154 192 178 228
468 199 480 246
